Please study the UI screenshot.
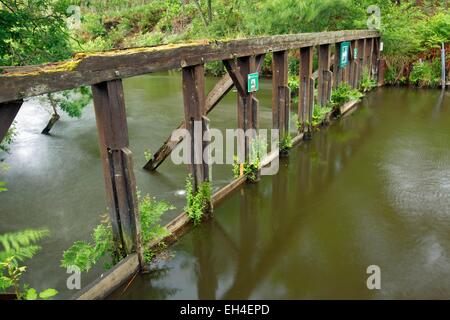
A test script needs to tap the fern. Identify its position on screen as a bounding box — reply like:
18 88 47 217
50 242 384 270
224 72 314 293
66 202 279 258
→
0 229 49 262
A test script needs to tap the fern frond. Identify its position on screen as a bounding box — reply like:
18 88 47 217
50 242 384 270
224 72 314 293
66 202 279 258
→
0 229 49 252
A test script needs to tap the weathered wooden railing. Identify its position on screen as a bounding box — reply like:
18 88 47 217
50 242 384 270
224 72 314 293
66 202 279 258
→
0 29 381 299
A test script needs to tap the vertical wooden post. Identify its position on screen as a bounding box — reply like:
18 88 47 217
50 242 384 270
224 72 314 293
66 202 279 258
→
349 40 357 88
272 50 290 137
372 37 380 81
299 46 314 133
92 79 144 267
224 55 260 162
356 39 365 88
318 44 331 106
0 100 22 143
364 38 373 79
182 64 210 191
334 42 342 88
441 42 446 90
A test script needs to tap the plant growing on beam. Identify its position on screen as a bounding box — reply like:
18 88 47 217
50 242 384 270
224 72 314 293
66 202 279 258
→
185 175 212 225
279 133 293 155
232 136 267 182
61 195 174 270
0 229 58 300
330 83 363 109
360 66 377 92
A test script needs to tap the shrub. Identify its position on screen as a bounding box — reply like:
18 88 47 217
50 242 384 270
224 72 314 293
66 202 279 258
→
331 83 362 107
185 175 211 225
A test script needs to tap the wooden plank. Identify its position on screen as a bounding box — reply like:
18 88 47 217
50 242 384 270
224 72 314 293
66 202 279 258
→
143 73 233 171
299 47 313 132
223 60 246 96
349 40 357 88
182 64 209 190
355 39 365 88
372 37 380 80
0 100 22 142
317 44 331 106
0 30 380 104
92 79 141 260
334 42 342 88
74 253 139 300
272 50 290 135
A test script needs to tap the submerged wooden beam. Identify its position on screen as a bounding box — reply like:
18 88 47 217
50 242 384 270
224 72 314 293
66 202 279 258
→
0 100 22 142
0 30 379 104
92 79 144 266
74 253 139 300
143 73 233 171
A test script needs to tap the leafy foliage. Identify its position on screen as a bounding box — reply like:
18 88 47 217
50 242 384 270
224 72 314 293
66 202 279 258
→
279 133 293 153
185 175 211 225
61 219 116 272
409 60 441 87
360 67 377 92
0 0 72 66
331 83 363 108
0 229 57 299
312 104 333 126
0 124 16 153
139 195 173 262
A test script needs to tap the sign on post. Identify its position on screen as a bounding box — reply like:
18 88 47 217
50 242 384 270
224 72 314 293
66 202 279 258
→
340 42 351 67
247 73 259 93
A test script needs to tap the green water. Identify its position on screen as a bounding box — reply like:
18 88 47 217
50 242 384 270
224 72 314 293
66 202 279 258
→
1 72 449 299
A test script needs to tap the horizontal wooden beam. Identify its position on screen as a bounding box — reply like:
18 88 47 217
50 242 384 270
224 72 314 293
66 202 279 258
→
73 253 139 300
0 30 379 103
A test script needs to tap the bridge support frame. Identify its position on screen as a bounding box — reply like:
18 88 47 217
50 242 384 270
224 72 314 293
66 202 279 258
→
92 79 144 268
356 39 365 88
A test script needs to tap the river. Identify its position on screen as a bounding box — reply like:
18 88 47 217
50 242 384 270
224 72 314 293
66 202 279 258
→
1 73 449 299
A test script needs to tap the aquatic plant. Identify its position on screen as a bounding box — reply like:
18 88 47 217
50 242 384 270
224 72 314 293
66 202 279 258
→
185 175 211 225
0 229 58 300
144 149 153 162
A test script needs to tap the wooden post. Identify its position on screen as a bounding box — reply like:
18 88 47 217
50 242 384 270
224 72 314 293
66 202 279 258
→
356 39 365 88
299 46 314 133
92 80 144 267
318 44 331 106
224 55 262 161
442 42 446 90
364 38 373 79
334 42 342 88
272 50 290 137
349 40 357 88
372 37 380 80
182 64 210 191
0 100 22 143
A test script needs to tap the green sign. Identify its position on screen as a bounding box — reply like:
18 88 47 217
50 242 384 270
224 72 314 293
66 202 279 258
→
354 47 358 59
340 41 351 67
247 72 259 93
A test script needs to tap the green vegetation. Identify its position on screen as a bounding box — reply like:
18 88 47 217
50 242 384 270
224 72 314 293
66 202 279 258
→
409 60 441 87
331 83 363 108
61 194 174 270
0 229 58 300
312 104 333 126
0 125 16 153
139 194 173 262
185 175 211 225
61 219 117 272
280 133 293 153
232 136 267 182
144 149 153 162
360 67 376 92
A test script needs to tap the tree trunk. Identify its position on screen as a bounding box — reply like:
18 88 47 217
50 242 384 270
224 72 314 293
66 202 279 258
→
41 93 60 135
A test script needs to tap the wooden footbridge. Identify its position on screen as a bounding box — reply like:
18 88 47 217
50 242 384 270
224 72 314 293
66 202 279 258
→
0 30 381 299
